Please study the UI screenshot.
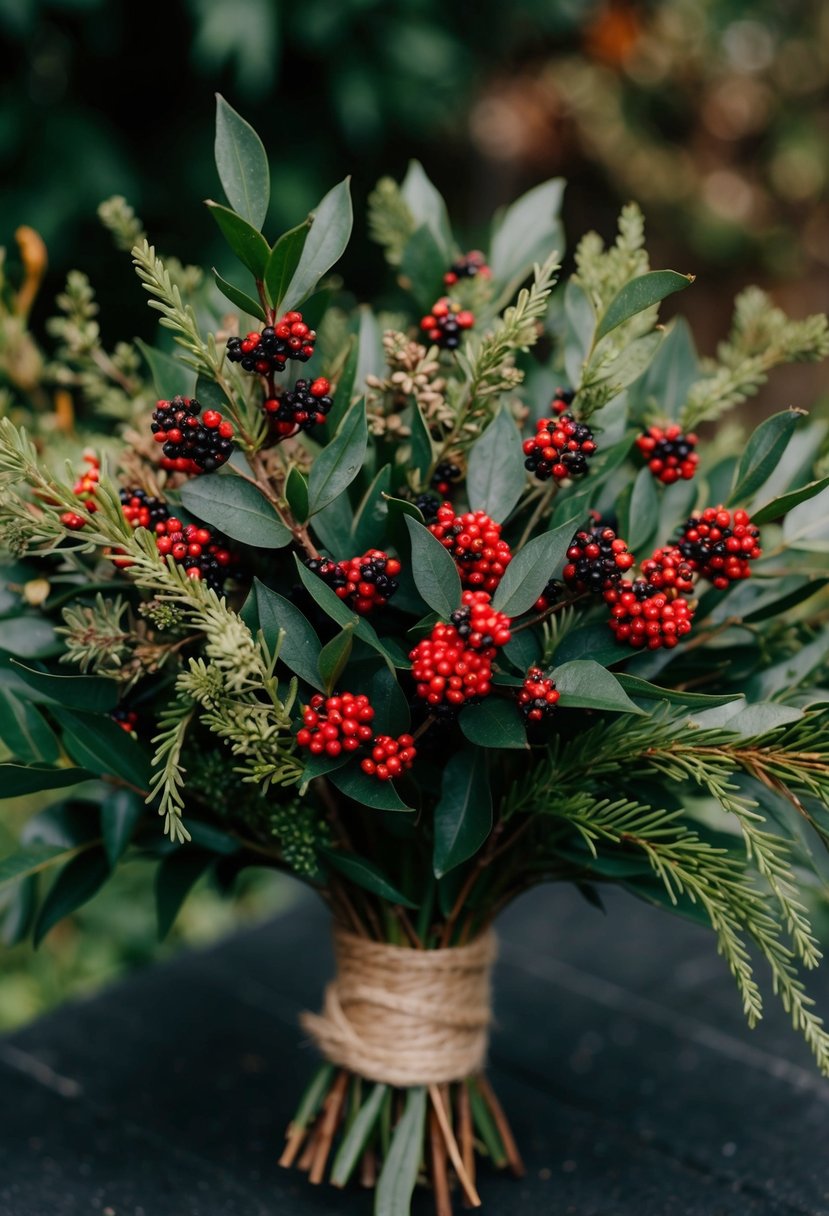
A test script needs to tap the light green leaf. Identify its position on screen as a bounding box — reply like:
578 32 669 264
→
136 339 195 398
400 161 452 257
492 517 580 617
214 94 270 229
374 1086 427 1216
180 474 292 548
555 660 646 714
281 178 353 312
466 408 526 523
489 177 565 289
330 1082 389 1188
307 401 367 516
206 201 270 278
596 270 694 342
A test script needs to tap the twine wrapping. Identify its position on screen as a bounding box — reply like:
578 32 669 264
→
301 924 498 1087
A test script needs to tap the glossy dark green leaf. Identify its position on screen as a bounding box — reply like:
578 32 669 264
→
180 474 292 548
100 788 143 867
489 177 565 290
433 747 492 877
614 674 743 709
33 847 110 945
10 662 119 712
360 666 410 735
194 375 232 413
310 493 354 557
136 339 195 398
0 764 94 799
281 178 353 312
729 410 802 504
409 401 435 481
554 660 646 715
404 515 462 618
307 401 367 516
285 466 309 524
374 1086 427 1216
51 709 151 791
320 848 416 909
186 821 241 855
460 698 527 749
264 221 309 311
212 269 265 321
299 752 349 792
552 622 632 666
245 579 323 691
466 408 526 523
214 94 270 229
0 686 59 764
633 316 698 420
0 841 90 889
0 618 61 659
155 849 213 940
624 467 659 552
318 626 355 694
0 875 37 946
492 517 580 617
328 763 411 812
501 628 543 673
206 201 270 278
295 557 400 667
351 464 392 552
595 270 694 342
752 474 829 525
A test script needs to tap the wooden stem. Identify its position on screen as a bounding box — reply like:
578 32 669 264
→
429 1084 481 1207
359 1144 377 1188
309 1070 349 1184
456 1081 476 1208
429 1105 454 1216
476 1074 525 1178
278 1122 309 1169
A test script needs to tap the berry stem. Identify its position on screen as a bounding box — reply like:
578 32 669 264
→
510 592 586 635
412 714 437 742
247 450 321 559
516 481 556 549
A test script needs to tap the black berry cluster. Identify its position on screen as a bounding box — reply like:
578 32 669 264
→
153 516 238 592
414 492 441 521
517 667 560 722
226 311 316 374
675 507 762 589
523 414 597 482
444 250 490 286
534 578 563 613
420 298 475 350
151 397 234 476
305 550 402 614
263 377 333 439
119 487 170 532
563 526 635 593
450 590 512 650
604 580 695 650
428 504 512 592
430 460 463 497
636 425 699 484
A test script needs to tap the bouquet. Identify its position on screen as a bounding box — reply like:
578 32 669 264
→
2 98 829 1215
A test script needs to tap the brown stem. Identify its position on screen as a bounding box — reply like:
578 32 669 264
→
456 1081 476 1209
412 713 437 742
278 1123 309 1169
309 1070 350 1184
429 1084 481 1207
392 905 424 949
510 592 587 635
359 1144 377 1188
476 1074 525 1177
297 1119 322 1171
429 1104 454 1216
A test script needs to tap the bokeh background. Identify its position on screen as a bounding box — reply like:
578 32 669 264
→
1 0 828 1027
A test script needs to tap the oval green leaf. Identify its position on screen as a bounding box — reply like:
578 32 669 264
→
214 94 270 230
181 473 292 549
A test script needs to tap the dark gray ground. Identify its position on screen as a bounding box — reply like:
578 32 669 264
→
1 884 827 1216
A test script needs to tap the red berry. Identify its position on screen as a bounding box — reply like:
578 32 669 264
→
524 412 596 482
675 506 761 589
636 424 699 484
150 397 234 476
443 251 490 287
409 622 494 715
450 590 512 649
517 667 559 722
262 378 333 440
428 504 512 593
226 311 317 375
419 297 473 350
296 693 377 757
563 527 634 593
604 580 695 650
305 549 401 615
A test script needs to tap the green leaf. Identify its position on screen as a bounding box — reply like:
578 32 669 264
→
554 660 646 715
245 579 323 691
34 847 110 945
614 674 743 709
564 279 595 386
295 557 400 668
0 618 61 659
501 627 542 673
351 464 392 552
1 876 36 946
328 764 411 812
318 626 355 694
730 410 802 504
622 467 659 551
330 1082 388 1188
281 178 353 312
0 686 59 764
632 317 698 420
752 474 829 526
783 484 829 549
206 201 270 279
180 473 292 548
460 698 527 749
100 788 143 867
466 408 526 523
309 493 354 556
285 466 310 524
409 401 435 481
10 662 119 712
307 401 367 516
363 666 410 735
491 517 580 617
51 708 151 790
433 747 492 877
404 516 462 618
299 752 349 793
400 161 452 256
214 94 270 229
590 331 663 391
0 841 91 889
0 765 93 799
400 224 447 309
136 339 195 398
264 221 309 312
489 177 565 289
374 1086 427 1216
212 269 265 321
553 622 632 666
596 270 694 342
320 849 416 910
155 849 213 940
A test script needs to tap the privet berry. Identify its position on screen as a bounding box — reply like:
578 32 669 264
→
360 734 417 781
263 377 333 439
119 487 170 532
420 298 475 350
112 707 138 734
409 623 494 714
430 460 463 497
60 451 100 530
414 492 441 521
605 580 695 650
296 692 374 758
523 413 597 482
226 311 316 374
517 667 560 722
150 397 234 475
636 424 699 484
676 507 762 589
305 550 401 614
563 526 634 593
641 546 696 594
450 590 512 650
153 516 237 592
444 250 490 286
550 387 575 415
534 577 563 613
428 503 512 592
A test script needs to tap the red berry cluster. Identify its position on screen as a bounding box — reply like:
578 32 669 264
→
112 707 138 734
305 550 401 614
151 397 234 475
119 487 170 532
360 734 417 781
604 581 695 650
420 298 474 350
450 590 512 650
550 387 575 415
409 623 494 714
636 425 699 484
517 667 560 722
640 546 696 594
444 250 490 286
296 693 374 757
263 377 333 439
676 507 761 589
430 460 463 497
226 311 316 374
428 504 512 592
60 451 100 530
563 526 635 593
153 516 237 591
523 414 597 482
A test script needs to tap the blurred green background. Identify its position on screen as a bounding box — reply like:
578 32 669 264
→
1 0 828 1028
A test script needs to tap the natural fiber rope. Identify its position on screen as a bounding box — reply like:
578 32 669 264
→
301 924 498 1087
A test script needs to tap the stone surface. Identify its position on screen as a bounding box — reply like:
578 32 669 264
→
1 884 827 1215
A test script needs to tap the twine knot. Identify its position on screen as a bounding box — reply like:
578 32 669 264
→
301 924 497 1087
